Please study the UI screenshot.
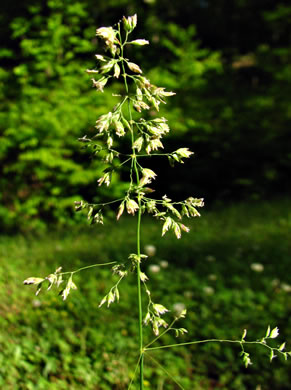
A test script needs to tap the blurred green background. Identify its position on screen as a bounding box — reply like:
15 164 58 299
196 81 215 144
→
0 0 290 388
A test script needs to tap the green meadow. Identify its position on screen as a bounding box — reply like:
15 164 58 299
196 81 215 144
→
1 199 290 389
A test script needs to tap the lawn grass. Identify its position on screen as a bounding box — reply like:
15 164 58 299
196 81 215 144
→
0 198 290 389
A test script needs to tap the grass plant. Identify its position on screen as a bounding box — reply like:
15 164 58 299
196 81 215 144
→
20 15 291 389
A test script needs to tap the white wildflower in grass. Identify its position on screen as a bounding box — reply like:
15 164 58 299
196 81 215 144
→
206 255 216 262
184 290 193 299
203 286 215 295
148 264 160 273
281 283 291 293
32 299 42 308
208 274 217 281
160 260 169 268
144 244 156 257
250 263 264 272
173 302 186 316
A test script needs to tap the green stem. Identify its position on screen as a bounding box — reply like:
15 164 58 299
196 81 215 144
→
136 153 171 157
144 338 274 352
60 261 116 276
136 202 144 390
87 198 125 208
133 153 144 388
132 133 144 389
128 353 143 390
119 24 144 388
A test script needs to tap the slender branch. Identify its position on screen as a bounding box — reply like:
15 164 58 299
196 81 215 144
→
136 205 144 390
60 261 117 276
119 157 132 167
136 153 172 158
116 96 129 110
86 197 125 208
132 103 145 390
145 338 279 352
128 353 142 390
145 352 185 390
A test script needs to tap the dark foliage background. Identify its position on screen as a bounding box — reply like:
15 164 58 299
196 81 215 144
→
0 0 290 229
